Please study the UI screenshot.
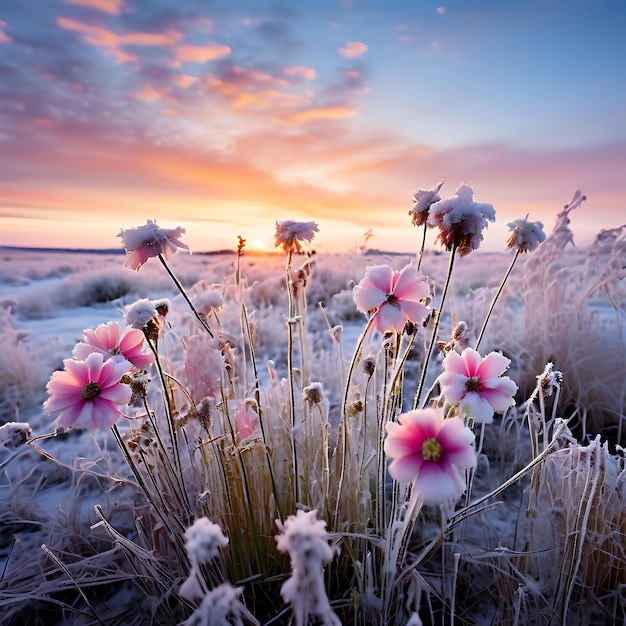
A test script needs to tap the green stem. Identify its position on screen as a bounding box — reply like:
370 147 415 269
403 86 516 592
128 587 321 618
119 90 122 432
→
474 248 520 350
413 243 458 410
158 253 213 338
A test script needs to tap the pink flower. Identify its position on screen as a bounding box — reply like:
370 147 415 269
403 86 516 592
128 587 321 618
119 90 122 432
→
352 263 430 333
118 219 190 270
44 352 132 430
428 184 495 256
182 336 226 403
384 408 476 504
274 219 319 254
73 321 155 370
234 404 259 440
437 347 518 424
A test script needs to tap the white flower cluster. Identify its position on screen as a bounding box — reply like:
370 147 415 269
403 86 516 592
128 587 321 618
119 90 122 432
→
428 184 496 256
275 509 340 626
506 215 547 253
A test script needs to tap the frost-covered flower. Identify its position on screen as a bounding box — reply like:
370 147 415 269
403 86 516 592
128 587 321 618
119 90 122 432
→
125 299 159 331
275 509 340 626
384 408 476 504
185 517 229 565
274 219 319 254
180 584 259 626
182 336 226 403
353 263 430 333
234 403 259 440
428 184 496 256
437 347 518 424
303 381 325 405
0 422 32 449
506 214 547 253
44 352 132 430
409 181 443 227
118 219 190 270
73 321 154 370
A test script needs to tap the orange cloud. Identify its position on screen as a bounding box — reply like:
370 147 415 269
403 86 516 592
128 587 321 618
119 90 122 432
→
285 105 357 124
56 16 181 63
338 41 368 58
175 44 231 63
131 84 166 102
175 74 199 89
64 0 125 15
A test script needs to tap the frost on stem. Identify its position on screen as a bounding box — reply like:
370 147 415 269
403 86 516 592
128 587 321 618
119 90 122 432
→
180 584 259 626
275 509 340 626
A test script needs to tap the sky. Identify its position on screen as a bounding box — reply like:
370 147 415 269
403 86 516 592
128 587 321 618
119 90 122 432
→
1 0 625 254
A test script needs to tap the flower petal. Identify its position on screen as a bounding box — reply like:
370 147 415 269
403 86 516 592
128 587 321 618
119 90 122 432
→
476 351 511 380
414 462 465 505
460 392 495 423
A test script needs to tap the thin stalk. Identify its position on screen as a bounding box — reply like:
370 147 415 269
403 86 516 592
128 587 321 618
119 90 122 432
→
413 243 458 409
285 250 300 506
157 253 213 337
334 315 376 528
474 248 521 350
416 222 428 274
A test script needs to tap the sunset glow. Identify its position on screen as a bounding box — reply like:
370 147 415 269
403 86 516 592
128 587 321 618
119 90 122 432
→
1 1 625 252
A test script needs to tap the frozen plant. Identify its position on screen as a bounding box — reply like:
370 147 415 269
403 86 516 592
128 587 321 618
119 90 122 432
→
181 584 260 626
0 421 32 449
275 509 340 626
274 219 319 255
118 219 190 271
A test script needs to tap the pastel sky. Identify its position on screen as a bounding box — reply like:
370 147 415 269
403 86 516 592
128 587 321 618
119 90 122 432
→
1 0 625 253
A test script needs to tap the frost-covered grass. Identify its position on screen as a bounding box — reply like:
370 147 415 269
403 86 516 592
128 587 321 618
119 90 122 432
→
0 193 625 625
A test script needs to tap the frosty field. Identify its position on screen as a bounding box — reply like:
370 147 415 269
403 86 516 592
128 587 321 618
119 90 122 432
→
0 198 625 625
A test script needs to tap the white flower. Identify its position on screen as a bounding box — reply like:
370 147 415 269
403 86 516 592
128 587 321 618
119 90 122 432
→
428 184 496 256
274 220 319 254
0 422 32 449
409 181 443 226
125 299 157 329
275 509 340 626
506 214 547 253
185 517 229 565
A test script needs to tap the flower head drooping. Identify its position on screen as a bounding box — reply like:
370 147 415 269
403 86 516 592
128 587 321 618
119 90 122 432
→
353 263 430 333
506 214 547 253
275 509 341 626
118 219 190 270
437 347 518 424
428 184 496 256
44 352 132 430
384 408 476 504
274 219 319 254
73 321 155 370
409 181 444 227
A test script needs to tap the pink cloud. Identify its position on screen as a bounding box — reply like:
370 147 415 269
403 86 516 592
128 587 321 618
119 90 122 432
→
338 41 368 58
175 44 231 63
63 0 125 15
0 20 12 43
56 16 181 63
283 66 316 81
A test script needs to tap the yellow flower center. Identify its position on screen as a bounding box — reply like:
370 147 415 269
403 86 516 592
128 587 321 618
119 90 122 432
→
81 381 101 400
422 437 442 461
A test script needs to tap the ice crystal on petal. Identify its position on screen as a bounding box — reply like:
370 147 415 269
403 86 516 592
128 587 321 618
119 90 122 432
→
385 408 476 504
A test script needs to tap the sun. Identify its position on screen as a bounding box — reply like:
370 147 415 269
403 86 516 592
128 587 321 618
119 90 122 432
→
249 238 268 252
